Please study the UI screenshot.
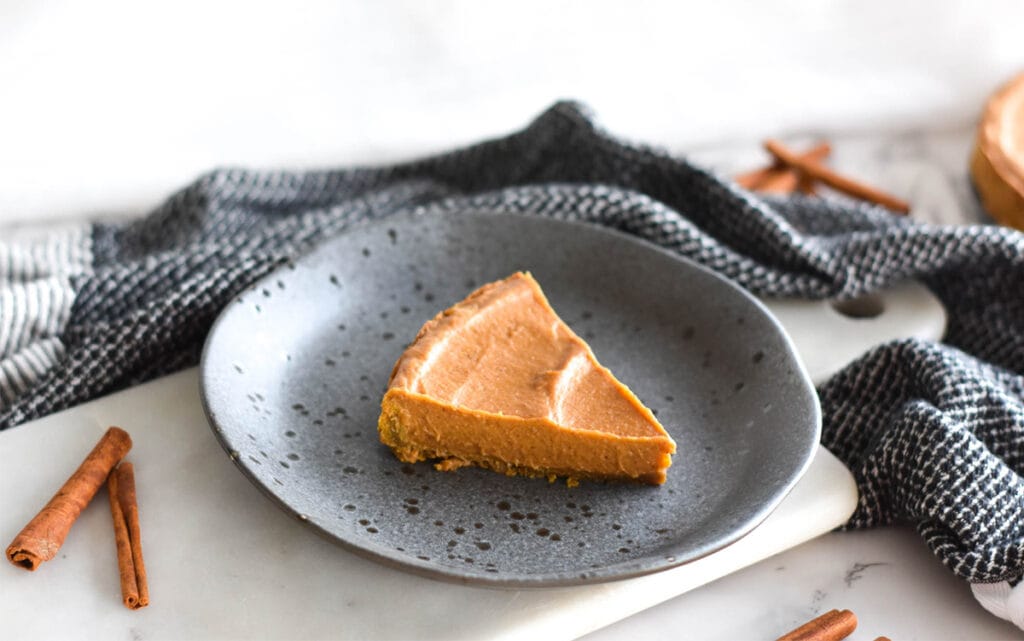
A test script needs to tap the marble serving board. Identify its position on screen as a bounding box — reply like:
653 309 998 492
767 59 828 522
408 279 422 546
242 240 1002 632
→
0 283 944 640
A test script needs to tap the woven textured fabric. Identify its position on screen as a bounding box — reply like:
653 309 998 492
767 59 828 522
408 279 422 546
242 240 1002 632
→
1 102 1022 588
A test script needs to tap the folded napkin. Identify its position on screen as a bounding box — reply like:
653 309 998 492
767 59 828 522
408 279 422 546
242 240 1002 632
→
2 102 1022 627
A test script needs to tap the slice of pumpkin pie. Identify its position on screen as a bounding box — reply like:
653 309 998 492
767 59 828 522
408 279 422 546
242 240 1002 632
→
377 272 676 485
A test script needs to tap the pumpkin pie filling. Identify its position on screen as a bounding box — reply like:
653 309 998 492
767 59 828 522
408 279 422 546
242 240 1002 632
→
377 272 676 485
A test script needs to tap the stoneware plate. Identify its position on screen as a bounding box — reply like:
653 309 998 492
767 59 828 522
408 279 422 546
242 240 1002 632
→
199 210 820 587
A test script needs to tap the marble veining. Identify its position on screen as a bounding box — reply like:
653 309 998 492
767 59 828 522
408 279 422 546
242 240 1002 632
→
582 527 1020 640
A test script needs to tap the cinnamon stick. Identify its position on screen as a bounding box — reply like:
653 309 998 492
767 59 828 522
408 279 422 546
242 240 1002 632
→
108 462 149 609
797 174 818 195
764 139 911 214
6 427 132 571
756 170 819 195
735 142 831 190
776 609 858 641
755 169 802 194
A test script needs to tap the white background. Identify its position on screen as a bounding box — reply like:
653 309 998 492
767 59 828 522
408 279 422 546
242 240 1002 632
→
1 0 1022 224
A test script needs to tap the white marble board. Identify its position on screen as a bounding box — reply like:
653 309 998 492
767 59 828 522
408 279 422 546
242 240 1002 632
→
0 282 944 639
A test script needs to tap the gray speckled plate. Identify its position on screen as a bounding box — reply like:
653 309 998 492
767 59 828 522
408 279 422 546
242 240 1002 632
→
199 211 820 587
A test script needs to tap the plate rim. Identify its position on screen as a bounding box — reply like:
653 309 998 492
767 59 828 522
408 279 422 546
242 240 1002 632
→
199 209 822 587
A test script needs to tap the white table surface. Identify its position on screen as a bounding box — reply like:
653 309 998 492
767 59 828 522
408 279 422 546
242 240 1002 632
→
0 281 953 640
0 369 861 641
3 2 1024 639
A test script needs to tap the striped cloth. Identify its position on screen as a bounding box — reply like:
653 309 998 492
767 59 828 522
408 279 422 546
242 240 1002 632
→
0 226 91 405
1 102 1022 628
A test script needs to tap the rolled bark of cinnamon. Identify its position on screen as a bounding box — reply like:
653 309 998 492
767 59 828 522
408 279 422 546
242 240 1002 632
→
108 462 149 609
735 142 831 191
755 169 802 194
776 609 858 641
6 427 132 571
764 139 911 214
796 174 818 195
